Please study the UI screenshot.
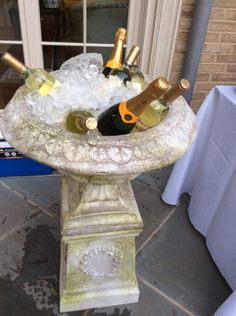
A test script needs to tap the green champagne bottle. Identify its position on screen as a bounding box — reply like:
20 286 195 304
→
102 28 126 78
64 110 98 135
97 77 169 136
135 79 190 131
109 46 141 85
1 52 60 96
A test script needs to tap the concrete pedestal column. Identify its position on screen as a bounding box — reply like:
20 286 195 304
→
60 175 143 312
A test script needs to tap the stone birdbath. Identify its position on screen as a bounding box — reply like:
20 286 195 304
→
0 82 196 312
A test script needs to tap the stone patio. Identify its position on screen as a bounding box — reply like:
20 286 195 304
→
0 166 231 316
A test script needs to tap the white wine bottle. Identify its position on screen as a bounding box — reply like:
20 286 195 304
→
97 77 169 136
1 52 60 96
109 46 141 86
129 59 145 91
102 28 126 78
64 110 98 135
134 79 190 131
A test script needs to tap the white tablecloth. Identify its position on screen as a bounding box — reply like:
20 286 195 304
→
162 86 236 315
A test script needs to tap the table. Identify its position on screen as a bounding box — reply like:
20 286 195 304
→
162 86 236 315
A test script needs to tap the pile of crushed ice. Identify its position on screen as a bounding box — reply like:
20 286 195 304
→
29 53 150 125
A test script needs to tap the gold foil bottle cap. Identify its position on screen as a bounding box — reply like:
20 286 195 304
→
125 46 141 65
179 79 190 91
1 52 27 75
85 117 98 130
163 79 190 103
115 28 127 42
148 77 169 97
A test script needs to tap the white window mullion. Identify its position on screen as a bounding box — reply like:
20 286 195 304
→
18 0 43 68
83 0 87 53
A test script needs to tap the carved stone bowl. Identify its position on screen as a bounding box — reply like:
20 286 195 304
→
0 86 196 183
0 85 197 312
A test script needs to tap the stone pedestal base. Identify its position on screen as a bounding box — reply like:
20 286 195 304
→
60 176 143 313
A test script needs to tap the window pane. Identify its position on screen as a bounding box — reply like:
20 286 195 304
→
87 46 123 66
39 0 83 43
0 0 21 40
43 45 83 70
87 0 129 43
0 44 24 109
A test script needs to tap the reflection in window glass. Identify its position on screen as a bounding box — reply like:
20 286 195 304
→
0 44 24 109
43 45 83 70
39 0 129 44
87 0 129 43
39 0 83 43
0 0 21 40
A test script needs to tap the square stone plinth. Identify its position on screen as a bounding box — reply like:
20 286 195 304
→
60 176 143 312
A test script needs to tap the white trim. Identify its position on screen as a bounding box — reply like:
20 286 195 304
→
83 0 87 53
127 0 182 79
0 40 23 44
18 0 43 68
41 42 115 47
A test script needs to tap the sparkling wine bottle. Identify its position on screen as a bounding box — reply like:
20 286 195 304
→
109 46 141 85
97 77 169 136
129 59 145 91
102 28 126 78
135 79 190 131
1 52 60 96
64 110 98 135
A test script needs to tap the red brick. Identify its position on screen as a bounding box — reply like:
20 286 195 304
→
217 54 236 63
213 0 236 8
199 63 225 72
212 73 236 82
221 33 236 43
169 72 181 83
226 64 236 72
204 43 232 53
177 31 189 42
192 91 208 100
190 100 204 113
175 42 187 53
196 73 211 81
179 18 192 31
183 0 195 5
181 6 194 18
171 63 182 72
210 7 225 20
205 32 220 42
226 9 236 20
208 21 236 32
195 82 217 91
172 53 185 64
200 54 216 63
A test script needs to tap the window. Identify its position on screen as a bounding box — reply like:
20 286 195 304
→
0 0 182 109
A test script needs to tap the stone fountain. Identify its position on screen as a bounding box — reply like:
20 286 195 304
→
0 85 196 312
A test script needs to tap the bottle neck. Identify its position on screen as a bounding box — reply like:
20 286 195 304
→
105 38 124 69
160 85 183 104
119 78 169 123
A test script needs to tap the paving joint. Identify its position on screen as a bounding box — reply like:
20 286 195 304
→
138 275 195 316
136 205 178 254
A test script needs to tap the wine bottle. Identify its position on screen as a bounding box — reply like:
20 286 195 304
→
129 59 145 91
1 52 60 96
102 28 126 78
64 110 98 135
97 77 169 136
109 45 141 85
135 79 190 131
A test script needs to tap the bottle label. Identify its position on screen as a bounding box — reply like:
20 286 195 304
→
119 102 139 124
106 60 122 69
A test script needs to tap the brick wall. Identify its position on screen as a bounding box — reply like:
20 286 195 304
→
170 0 236 112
